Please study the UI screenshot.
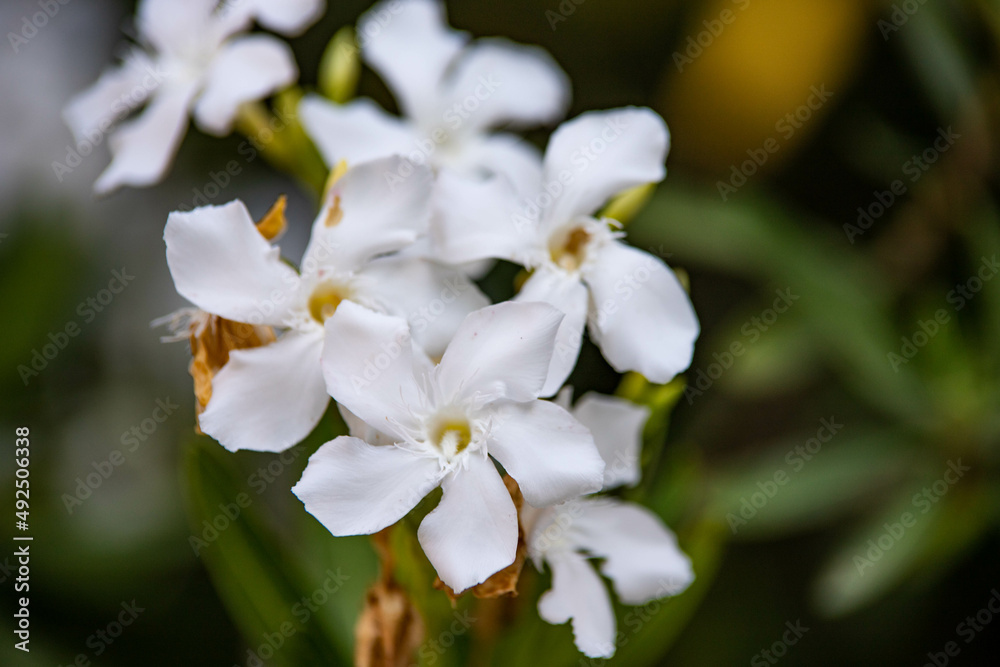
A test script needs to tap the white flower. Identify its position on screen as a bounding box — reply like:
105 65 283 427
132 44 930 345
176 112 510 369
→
299 0 570 200
435 107 700 395
226 0 326 36
292 301 606 593
524 390 694 659
164 157 488 452
63 0 317 194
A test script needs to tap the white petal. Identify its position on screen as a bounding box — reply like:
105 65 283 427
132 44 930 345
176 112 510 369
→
63 49 156 143
199 330 328 452
584 241 698 383
358 256 490 360
321 301 426 439
359 0 467 121
137 0 223 54
417 454 517 592
431 170 538 265
337 404 397 447
299 96 416 167
572 393 649 489
515 268 589 397
302 156 433 273
164 200 300 325
488 399 604 507
293 436 443 535
246 0 324 35
542 107 669 225
442 39 569 136
94 82 197 194
538 549 617 659
449 133 543 199
572 498 695 605
193 35 297 136
435 302 563 405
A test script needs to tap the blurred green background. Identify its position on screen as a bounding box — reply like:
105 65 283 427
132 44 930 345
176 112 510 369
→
2 0 999 665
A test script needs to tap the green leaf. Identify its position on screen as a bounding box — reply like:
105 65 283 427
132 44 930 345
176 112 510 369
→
183 436 347 666
708 429 912 540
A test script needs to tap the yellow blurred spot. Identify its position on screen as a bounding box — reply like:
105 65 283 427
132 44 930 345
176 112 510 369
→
255 195 287 241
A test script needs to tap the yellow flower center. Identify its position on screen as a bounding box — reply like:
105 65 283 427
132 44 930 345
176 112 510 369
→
308 282 349 323
429 418 472 457
550 226 592 272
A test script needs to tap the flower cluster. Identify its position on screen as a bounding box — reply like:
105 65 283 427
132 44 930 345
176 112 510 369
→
69 0 700 658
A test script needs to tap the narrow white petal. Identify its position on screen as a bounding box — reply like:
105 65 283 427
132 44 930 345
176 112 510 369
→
164 200 300 325
193 35 297 136
94 83 197 194
299 96 416 167
572 498 695 605
302 156 433 273
584 241 698 383
293 436 443 535
435 302 563 405
431 170 538 265
200 330 327 452
358 256 490 360
321 301 426 439
417 455 517 593
488 400 604 507
359 0 467 121
63 49 156 143
542 107 669 225
515 268 589 397
442 39 569 136
572 393 649 489
538 549 617 659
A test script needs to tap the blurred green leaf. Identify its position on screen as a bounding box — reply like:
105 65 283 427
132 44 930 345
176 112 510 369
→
183 437 345 666
631 184 931 424
708 429 912 540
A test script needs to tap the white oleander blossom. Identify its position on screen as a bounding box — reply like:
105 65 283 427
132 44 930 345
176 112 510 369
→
164 157 489 452
225 0 326 36
524 390 694 659
299 0 570 201
436 106 700 395
63 0 318 194
292 301 606 593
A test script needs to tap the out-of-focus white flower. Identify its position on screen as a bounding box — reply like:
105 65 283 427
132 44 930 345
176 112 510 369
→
292 301 605 593
524 390 694 659
225 0 326 36
436 107 699 395
63 0 319 194
299 0 570 201
164 157 488 452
